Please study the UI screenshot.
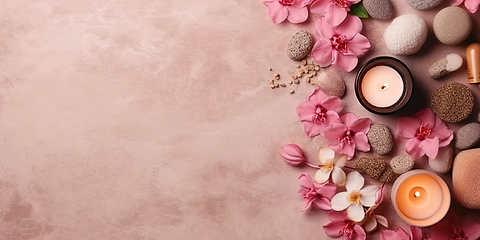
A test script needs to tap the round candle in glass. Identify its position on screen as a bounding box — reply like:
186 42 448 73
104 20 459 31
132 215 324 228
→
355 57 413 114
391 170 451 227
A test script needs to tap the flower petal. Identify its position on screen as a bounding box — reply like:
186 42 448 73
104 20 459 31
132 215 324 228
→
325 111 342 126
431 116 453 141
310 0 330 16
324 123 348 144
286 4 309 23
347 33 370 57
352 224 367 240
347 204 365 222
319 146 335 164
296 102 316 122
460 216 480 239
299 173 314 190
334 154 347 167
328 209 349 222
406 137 426 160
335 142 356 159
323 221 346 238
303 121 325 138
315 169 332 184
302 198 314 211
321 96 344 113
349 117 372 134
316 16 335 38
264 1 288 23
331 191 351 211
332 51 358 72
315 182 337 199
353 133 370 152
281 144 306 166
464 0 480 13
346 171 364 191
307 88 329 106
410 226 423 240
333 14 363 39
341 112 359 128
364 216 377 233
376 215 389 228
381 227 410 240
360 185 379 207
332 167 346 186
420 136 439 159
311 39 334 68
439 131 453 147
414 108 436 128
325 4 348 26
396 117 421 139
312 197 332 210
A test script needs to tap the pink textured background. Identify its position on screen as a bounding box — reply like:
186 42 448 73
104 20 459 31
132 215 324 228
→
1 1 479 239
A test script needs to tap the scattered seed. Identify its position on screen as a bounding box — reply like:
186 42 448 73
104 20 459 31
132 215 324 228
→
296 65 301 68
290 90 295 94
298 69 305 74
297 74 302 78
302 60 307 66
306 77 311 83
314 65 320 71
280 84 287 87
289 80 293 84
269 67 272 71
312 70 317 76
294 79 300 84
269 80 275 89
293 75 298 79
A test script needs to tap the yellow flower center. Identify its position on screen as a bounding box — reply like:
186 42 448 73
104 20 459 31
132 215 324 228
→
347 190 362 205
321 159 334 172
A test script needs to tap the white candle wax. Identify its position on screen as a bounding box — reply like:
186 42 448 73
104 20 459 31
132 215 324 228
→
361 66 404 108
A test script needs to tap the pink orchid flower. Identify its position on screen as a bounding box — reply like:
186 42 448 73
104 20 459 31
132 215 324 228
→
452 0 480 13
263 0 311 24
296 88 343 138
298 173 337 211
362 184 388 233
381 226 432 240
396 108 453 160
431 212 480 240
310 0 361 26
311 15 370 72
323 210 366 240
324 112 371 160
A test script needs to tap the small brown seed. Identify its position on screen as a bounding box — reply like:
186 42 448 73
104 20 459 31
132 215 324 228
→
297 74 302 78
312 70 317 76
290 90 295 94
302 60 307 66
294 79 300 84
296 65 301 68
314 65 320 71
289 80 293 84
275 83 279 88
280 84 287 87
299 69 305 74
269 68 272 71
293 75 298 79
306 77 311 83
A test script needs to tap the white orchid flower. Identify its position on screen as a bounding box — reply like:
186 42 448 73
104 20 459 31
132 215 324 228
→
314 147 347 186
331 171 379 222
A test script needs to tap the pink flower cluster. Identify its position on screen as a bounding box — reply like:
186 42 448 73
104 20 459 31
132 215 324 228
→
296 88 371 159
263 0 371 72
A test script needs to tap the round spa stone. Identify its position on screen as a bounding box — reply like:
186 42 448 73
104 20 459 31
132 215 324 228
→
433 7 472 45
456 123 480 150
407 0 443 10
430 82 474 123
315 67 345 98
428 145 453 174
363 0 393 20
367 124 393 155
390 155 414 174
355 157 393 182
384 14 428 55
452 148 480 209
287 30 314 61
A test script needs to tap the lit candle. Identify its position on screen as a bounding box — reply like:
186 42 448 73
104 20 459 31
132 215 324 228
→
391 170 451 227
355 57 413 114
361 66 404 108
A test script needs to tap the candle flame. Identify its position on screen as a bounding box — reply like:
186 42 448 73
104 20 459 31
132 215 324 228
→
414 191 420 198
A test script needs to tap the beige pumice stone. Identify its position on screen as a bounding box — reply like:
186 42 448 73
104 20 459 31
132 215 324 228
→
453 148 480 209
287 30 314 61
428 145 453 174
355 157 393 182
367 124 393 155
433 7 472 45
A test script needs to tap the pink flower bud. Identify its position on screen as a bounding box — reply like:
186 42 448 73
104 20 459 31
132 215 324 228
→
280 144 306 166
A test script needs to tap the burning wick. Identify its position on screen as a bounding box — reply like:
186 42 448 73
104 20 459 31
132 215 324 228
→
414 191 421 198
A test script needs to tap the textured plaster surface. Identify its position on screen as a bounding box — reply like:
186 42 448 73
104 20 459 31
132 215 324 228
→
1 1 479 240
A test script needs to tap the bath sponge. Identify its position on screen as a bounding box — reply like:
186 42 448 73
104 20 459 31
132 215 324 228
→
384 14 428 55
